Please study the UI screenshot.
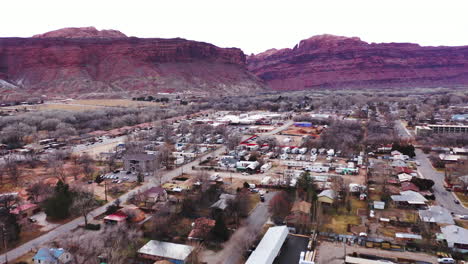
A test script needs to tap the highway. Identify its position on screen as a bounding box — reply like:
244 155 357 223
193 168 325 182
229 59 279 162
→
0 147 226 264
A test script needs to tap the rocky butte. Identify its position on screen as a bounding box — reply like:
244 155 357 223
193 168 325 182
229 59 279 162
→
0 27 265 99
247 34 468 90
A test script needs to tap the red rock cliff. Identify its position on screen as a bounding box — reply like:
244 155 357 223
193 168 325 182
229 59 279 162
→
247 34 468 90
0 29 264 98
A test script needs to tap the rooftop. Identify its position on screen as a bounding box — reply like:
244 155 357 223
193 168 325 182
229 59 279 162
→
245 226 289 264
441 225 468 246
419 206 454 225
138 240 194 261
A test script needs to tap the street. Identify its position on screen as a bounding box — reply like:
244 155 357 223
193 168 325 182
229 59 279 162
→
0 147 226 264
394 120 413 141
205 191 275 264
415 148 468 214
263 120 294 135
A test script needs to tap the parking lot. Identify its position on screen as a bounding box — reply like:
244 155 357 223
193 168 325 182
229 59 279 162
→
274 235 309 264
100 170 143 183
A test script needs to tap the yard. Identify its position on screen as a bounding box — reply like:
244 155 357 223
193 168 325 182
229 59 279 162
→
454 192 468 207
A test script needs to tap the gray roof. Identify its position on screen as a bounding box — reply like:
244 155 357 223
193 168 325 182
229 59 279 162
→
138 240 194 260
419 206 454 224
210 193 235 210
441 225 468 246
391 191 427 204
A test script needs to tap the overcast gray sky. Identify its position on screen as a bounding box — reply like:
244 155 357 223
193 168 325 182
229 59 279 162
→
2 0 468 54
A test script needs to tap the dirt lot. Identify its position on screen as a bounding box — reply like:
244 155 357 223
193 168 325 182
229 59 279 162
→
315 241 438 264
282 125 324 137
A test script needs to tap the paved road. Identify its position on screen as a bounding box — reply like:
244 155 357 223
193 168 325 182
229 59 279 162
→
415 149 468 214
210 191 276 264
394 120 413 141
263 120 294 135
0 147 226 264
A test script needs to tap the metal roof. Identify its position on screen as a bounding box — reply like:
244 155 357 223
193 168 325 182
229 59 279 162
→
138 240 194 261
245 226 289 264
419 206 455 225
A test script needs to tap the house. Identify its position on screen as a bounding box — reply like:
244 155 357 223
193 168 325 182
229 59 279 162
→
418 206 454 225
32 248 72 264
144 187 168 203
440 225 468 252
210 193 235 211
188 217 216 241
103 211 128 225
397 173 412 183
391 191 428 208
138 240 194 263
286 201 312 233
236 161 259 172
401 182 420 192
10 203 40 220
123 153 157 173
317 189 335 204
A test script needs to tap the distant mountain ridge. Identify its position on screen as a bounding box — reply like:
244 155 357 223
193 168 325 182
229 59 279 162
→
247 34 468 90
0 27 265 100
32 26 128 38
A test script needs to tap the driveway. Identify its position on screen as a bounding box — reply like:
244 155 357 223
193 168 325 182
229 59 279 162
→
415 148 468 214
0 147 226 264
204 191 275 264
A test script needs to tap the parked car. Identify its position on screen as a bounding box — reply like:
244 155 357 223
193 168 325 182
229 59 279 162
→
260 194 265 202
437 258 455 264
454 199 460 204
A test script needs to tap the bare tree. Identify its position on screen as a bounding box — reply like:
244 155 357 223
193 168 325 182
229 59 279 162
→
54 225 143 264
226 132 242 150
79 153 96 180
4 155 22 186
27 182 53 203
70 187 99 226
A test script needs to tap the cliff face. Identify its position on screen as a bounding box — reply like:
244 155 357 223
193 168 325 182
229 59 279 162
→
0 29 264 98
247 34 468 90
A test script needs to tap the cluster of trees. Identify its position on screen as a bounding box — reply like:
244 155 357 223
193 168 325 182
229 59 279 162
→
0 104 200 148
318 120 364 156
54 225 144 264
391 143 416 158
364 120 396 147
42 181 99 226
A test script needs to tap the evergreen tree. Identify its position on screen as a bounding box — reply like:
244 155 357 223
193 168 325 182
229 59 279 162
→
212 215 229 241
43 181 73 220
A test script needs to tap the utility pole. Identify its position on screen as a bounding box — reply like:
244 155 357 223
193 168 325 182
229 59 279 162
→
1 224 7 264
104 181 108 202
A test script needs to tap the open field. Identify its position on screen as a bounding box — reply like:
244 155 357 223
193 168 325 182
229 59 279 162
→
2 99 162 112
72 99 161 107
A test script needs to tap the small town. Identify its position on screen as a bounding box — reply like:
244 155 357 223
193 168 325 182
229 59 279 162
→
0 88 467 264
1 1 468 264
